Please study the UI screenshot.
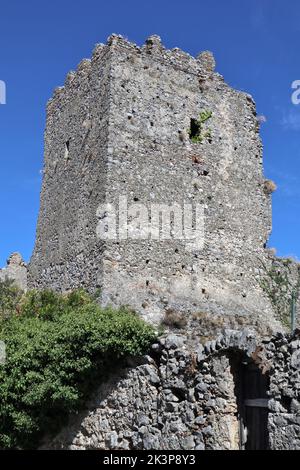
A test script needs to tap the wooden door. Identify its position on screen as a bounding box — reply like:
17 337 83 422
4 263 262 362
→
241 363 269 450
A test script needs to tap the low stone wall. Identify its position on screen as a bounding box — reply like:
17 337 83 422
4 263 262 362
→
42 329 300 450
268 332 300 449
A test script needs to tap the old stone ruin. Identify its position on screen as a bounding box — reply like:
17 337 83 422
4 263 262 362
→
42 330 300 450
0 253 27 291
1 35 300 450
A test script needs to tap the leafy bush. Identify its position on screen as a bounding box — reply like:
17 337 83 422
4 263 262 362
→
0 284 156 448
0 279 23 319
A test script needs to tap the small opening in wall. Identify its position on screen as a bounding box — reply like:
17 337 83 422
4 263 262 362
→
281 396 292 412
189 118 200 140
64 140 70 160
171 387 186 402
150 121 154 127
146 280 149 286
133 197 139 202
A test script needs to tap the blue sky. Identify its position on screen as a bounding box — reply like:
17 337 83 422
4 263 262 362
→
0 0 299 266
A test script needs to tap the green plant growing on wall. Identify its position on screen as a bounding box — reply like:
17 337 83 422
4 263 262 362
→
260 260 300 329
0 285 156 449
189 110 212 143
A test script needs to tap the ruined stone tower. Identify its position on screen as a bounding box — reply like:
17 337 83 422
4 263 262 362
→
28 34 289 329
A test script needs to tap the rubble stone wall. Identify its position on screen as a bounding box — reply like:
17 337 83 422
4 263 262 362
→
43 330 300 450
28 35 290 331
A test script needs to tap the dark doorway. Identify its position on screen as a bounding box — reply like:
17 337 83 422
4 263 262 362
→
239 361 270 450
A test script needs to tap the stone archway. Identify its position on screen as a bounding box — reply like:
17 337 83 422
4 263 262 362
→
198 330 271 450
41 330 300 451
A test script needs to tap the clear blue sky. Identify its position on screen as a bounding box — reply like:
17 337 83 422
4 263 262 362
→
0 0 299 266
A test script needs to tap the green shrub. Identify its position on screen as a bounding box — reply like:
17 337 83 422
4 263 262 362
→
0 286 156 448
0 279 23 319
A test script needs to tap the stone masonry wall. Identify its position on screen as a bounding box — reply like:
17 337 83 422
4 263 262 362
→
260 253 300 329
0 253 27 290
42 330 300 450
29 45 111 293
28 34 289 332
2 34 300 452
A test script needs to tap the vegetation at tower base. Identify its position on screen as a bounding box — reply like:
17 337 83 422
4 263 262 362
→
260 258 300 329
0 281 156 449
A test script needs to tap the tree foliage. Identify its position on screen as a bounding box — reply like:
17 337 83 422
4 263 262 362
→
0 283 156 448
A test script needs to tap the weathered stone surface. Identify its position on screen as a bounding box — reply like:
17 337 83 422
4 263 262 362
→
2 33 298 451
0 253 27 290
27 34 297 332
41 330 300 450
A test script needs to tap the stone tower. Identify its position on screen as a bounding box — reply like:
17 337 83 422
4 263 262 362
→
29 34 283 328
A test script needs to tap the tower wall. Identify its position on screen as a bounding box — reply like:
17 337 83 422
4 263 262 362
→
29 45 111 291
29 35 280 328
